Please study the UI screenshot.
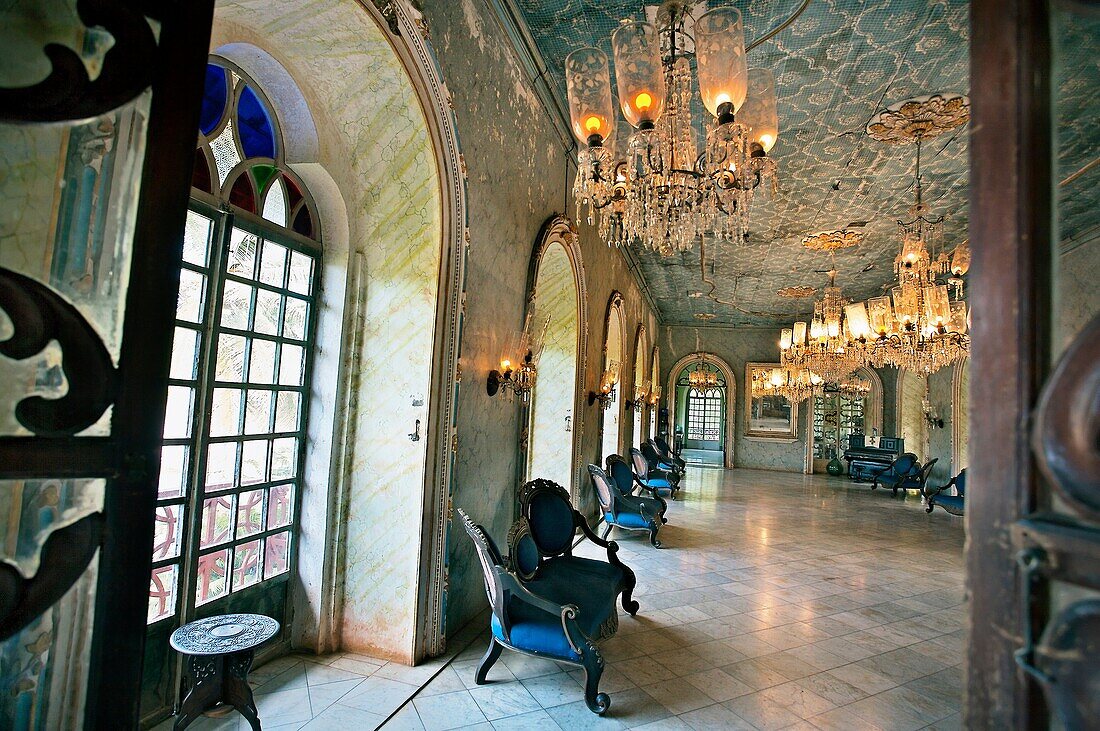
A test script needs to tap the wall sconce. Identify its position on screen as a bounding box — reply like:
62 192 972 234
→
921 392 944 429
648 385 663 407
488 315 548 404
588 361 620 409
626 378 651 412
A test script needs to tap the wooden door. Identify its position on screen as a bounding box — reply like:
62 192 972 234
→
968 0 1100 727
0 4 214 727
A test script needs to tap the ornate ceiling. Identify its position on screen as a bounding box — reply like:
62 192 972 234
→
511 0 1098 327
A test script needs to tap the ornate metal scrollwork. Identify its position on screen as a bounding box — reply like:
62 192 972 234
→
0 512 104 640
1032 599 1100 730
1032 313 1100 519
0 267 118 435
0 0 157 123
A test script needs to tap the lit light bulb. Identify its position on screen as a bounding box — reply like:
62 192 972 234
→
715 92 731 107
634 91 652 112
759 134 774 150
501 358 511 370
584 115 603 134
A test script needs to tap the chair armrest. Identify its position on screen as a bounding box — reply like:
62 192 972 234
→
578 511 616 549
923 476 957 499
498 571 586 655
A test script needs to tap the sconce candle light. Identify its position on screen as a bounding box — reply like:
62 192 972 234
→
487 315 549 404
588 361 621 409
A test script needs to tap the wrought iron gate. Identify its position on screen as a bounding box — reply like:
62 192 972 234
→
0 3 215 727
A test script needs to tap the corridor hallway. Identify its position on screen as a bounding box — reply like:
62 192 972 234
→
380 468 965 730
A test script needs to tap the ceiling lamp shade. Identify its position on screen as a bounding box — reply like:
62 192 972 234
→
739 68 779 153
610 20 666 129
695 7 747 123
565 47 616 147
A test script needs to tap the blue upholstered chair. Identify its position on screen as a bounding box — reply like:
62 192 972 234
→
589 464 663 547
643 440 684 479
631 447 680 499
925 468 966 515
640 442 682 485
872 453 938 496
605 455 668 524
457 508 619 714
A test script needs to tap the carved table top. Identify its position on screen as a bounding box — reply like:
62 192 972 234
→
170 613 279 656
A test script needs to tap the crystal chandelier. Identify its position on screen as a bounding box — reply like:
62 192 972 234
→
751 364 822 404
566 1 779 255
687 357 719 389
841 94 972 376
779 270 864 383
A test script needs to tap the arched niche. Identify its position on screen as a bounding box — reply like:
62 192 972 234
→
649 345 660 439
631 325 649 447
897 369 929 461
855 366 885 434
665 352 737 468
208 0 468 664
599 293 626 462
952 357 970 472
526 217 585 494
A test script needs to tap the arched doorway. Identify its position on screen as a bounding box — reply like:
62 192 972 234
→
599 294 626 462
952 357 970 473
631 326 648 448
666 353 737 468
897 369 929 461
527 224 583 491
649 346 660 440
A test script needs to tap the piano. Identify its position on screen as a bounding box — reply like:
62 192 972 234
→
844 434 905 482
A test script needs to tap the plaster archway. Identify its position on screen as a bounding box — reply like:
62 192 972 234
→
952 357 970 472
631 325 649 447
666 352 737 468
208 0 467 664
527 225 582 491
897 369 929 461
599 293 626 462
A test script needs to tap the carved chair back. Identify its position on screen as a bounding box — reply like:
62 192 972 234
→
893 452 918 476
640 442 663 468
919 458 939 484
457 508 510 637
519 479 577 558
955 469 967 495
587 465 616 516
629 448 651 480
606 456 636 497
654 436 674 457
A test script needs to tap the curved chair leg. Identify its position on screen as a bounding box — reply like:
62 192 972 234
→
871 481 879 490
581 649 610 715
475 638 504 685
649 525 662 549
601 523 612 540
926 500 935 513
619 564 640 616
892 487 899 496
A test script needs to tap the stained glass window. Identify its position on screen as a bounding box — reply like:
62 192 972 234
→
149 59 320 625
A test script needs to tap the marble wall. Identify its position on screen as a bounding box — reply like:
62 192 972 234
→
210 0 443 664
422 0 658 638
659 327 809 473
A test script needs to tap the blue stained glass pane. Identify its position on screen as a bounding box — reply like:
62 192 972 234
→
199 64 228 136
236 85 277 160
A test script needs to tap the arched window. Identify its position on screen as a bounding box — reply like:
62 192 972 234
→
632 326 648 447
687 387 723 443
600 295 625 461
149 59 321 625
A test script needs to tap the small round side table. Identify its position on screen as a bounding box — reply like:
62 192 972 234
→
169 613 280 731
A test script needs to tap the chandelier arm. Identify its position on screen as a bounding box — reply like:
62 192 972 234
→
745 0 813 52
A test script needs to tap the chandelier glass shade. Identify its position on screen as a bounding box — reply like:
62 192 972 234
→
687 360 720 389
567 1 780 255
751 364 822 403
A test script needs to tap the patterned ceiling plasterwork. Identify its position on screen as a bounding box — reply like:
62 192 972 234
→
512 1 1098 325
802 229 863 251
777 285 816 298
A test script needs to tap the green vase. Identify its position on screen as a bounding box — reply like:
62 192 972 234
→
826 457 844 476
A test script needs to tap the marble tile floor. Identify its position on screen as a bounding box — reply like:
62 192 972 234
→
156 468 966 730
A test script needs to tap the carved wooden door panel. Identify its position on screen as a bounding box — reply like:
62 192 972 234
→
0 3 214 728
968 1 1100 728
